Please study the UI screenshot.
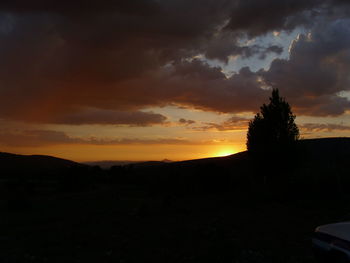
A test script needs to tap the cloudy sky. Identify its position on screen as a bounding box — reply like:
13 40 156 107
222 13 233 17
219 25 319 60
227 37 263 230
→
1 0 350 161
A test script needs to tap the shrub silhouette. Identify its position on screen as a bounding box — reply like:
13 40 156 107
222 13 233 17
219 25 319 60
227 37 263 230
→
247 88 299 160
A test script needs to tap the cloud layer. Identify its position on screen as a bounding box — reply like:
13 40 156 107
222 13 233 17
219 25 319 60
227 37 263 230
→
0 129 196 147
0 0 350 127
300 123 350 132
193 116 250 131
260 19 350 116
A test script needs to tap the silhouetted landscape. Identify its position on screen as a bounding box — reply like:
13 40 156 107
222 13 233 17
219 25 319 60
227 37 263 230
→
2 137 350 262
3 1 350 262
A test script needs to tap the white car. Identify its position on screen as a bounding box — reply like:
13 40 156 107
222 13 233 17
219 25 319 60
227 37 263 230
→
313 222 350 262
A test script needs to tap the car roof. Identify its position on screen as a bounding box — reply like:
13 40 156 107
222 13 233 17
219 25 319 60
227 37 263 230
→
316 222 350 241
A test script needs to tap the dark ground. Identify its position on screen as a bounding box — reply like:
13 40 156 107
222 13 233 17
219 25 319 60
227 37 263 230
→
3 138 350 263
2 182 349 263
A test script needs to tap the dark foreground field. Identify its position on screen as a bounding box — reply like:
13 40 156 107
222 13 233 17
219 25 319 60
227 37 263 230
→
2 182 350 263
3 138 350 262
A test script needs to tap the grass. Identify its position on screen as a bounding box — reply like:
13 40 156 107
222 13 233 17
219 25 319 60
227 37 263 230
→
2 182 349 263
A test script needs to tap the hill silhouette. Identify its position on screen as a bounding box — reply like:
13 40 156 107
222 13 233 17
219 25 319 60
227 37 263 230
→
0 152 83 178
172 137 350 166
2 137 350 176
103 137 350 198
164 137 350 173
298 137 350 160
2 137 350 197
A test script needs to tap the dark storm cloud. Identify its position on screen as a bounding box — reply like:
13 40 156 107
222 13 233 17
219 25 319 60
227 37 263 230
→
0 130 78 147
24 109 168 126
0 0 350 125
158 61 268 113
55 110 167 126
225 0 350 36
205 41 284 63
0 57 269 121
0 0 160 16
260 19 350 116
203 31 284 63
225 0 321 36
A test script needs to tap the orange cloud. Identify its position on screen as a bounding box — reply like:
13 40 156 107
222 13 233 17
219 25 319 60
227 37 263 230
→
0 129 205 147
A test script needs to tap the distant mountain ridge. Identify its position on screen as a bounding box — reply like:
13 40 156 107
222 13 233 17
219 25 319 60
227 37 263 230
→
85 159 173 169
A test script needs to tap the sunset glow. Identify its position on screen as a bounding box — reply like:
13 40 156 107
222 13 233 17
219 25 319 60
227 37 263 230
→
1 1 350 162
213 147 237 157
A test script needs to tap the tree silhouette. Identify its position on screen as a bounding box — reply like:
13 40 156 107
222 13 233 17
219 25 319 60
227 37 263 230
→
247 89 299 156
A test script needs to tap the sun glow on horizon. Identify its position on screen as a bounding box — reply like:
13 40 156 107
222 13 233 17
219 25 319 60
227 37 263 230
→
1 141 248 163
212 147 238 157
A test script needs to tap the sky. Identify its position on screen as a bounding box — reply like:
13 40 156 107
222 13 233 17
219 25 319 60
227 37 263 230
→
1 0 350 162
